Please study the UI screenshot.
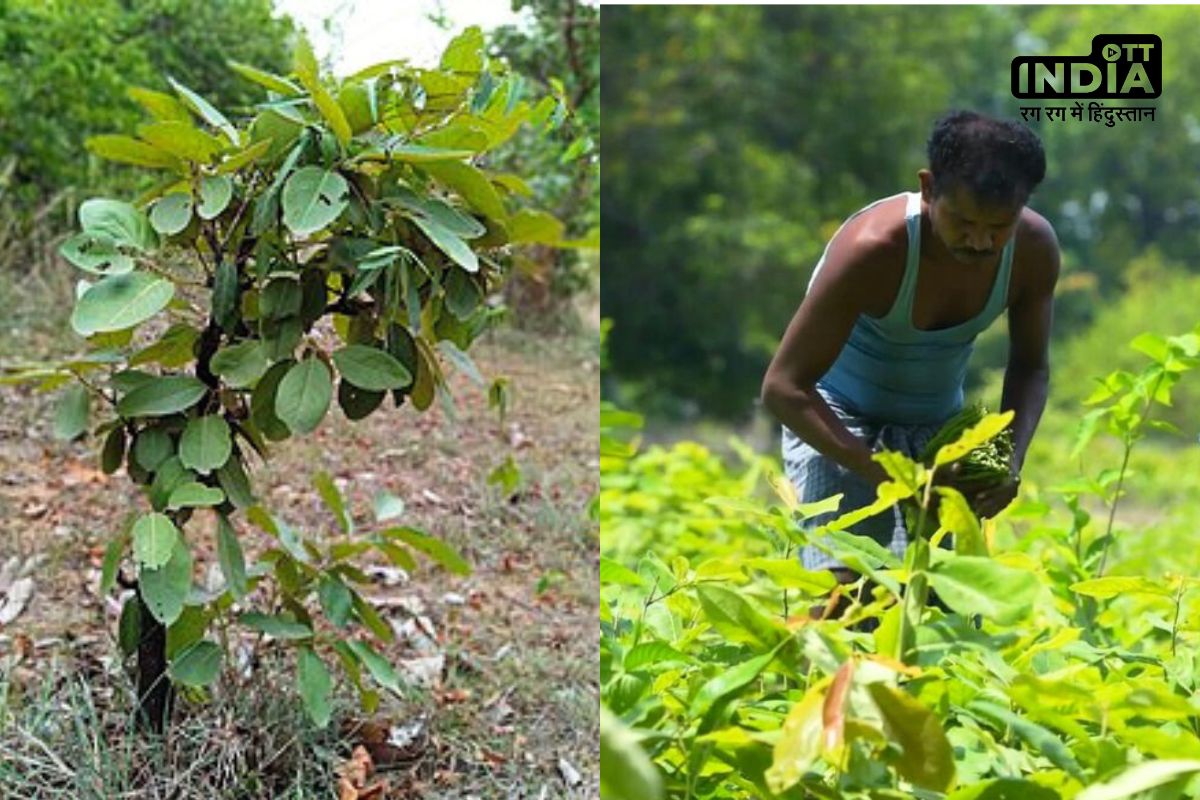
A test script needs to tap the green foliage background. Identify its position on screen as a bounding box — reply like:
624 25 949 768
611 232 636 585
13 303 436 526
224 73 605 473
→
602 5 1200 420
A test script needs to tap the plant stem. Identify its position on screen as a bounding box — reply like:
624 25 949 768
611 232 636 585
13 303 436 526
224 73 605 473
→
1172 577 1187 657
896 468 936 664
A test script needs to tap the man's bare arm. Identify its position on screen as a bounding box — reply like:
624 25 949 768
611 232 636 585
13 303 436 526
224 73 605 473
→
761 232 893 487
1001 216 1061 475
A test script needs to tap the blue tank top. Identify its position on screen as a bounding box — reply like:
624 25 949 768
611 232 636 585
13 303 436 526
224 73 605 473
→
814 191 1016 425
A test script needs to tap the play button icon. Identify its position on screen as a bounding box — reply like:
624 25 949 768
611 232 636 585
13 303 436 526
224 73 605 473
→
1103 44 1122 61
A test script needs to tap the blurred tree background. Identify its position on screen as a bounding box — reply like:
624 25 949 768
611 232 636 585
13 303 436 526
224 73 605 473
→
602 5 1200 429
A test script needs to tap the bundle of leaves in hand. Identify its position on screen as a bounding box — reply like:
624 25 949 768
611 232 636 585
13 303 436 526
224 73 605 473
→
903 402 1014 539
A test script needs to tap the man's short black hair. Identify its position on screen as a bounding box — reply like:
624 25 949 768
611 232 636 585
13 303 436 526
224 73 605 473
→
927 110 1046 207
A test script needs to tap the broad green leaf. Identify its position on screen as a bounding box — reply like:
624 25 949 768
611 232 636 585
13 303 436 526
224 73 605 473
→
240 612 313 640
1076 759 1200 800
869 683 956 792
346 640 402 694
53 384 89 440
332 345 413 391
138 121 222 163
167 76 238 142
216 456 255 509
319 575 353 628
624 642 691 671
217 514 248 599
216 138 273 174
508 209 564 245
85 134 178 169
211 340 267 388
282 167 349 236
695 584 785 650
169 640 222 687
927 556 1040 625
134 427 174 471
1070 576 1172 599
72 272 174 336
934 411 1015 467
118 596 141 656
338 380 386 421
308 80 353 146
766 682 828 794
149 193 193 235
436 341 483 386
935 487 986 556
1131 332 1171 365
599 558 643 587
276 357 333 434
410 215 478 272
440 26 484 74
127 87 191 122
298 647 333 727
132 512 180 569
130 323 200 368
421 160 506 221
252 360 293 441
59 232 134 275
313 471 351 534
179 415 232 474
743 558 838 595
117 375 206 417
381 527 470 575
351 590 394 642
228 60 301 95
292 36 320 84
79 198 157 251
443 267 482 318
198 175 234 219
385 144 474 163
822 528 902 570
166 482 225 509
101 427 126 475
148 456 196 511
139 539 193 626
599 707 664 800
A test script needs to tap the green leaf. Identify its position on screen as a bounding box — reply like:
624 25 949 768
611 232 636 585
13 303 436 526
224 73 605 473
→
695 584 785 650
381 527 470 575
332 345 413 391
599 558 644 587
148 456 196 511
440 26 484 74
935 487 986 556
742 558 838 595
319 575 353 628
118 595 141 656
927 556 1040 625
167 76 238 142
1076 759 1200 800
134 427 174 471
59 232 134 275
132 512 180 569
346 640 402 694
101 427 128 474
383 144 476 163
298 646 333 727
53 384 90 440
410 215 478 272
443 267 482 318
691 641 786 718
228 60 301 95
127 86 191 122
139 539 193 626
138 121 222 163
212 341 267 389
766 681 827 794
868 683 956 792
436 341 484 386
217 138 274 175
947 780 1060 800
421 160 506 221
179 415 232 474
78 199 157 251
72 272 174 336
240 612 313 640
624 642 691 671
600 707 663 800
130 323 200 368
216 456 256 509
276 357 333 434
217 515 249 600
337 380 386 421
313 471 352 534
169 640 222 687
166 482 225 509
149 192 193 235
968 700 1083 778
85 134 178 169
507 209 564 245
198 175 234 220
252 361 293 440
282 166 349 236
117 375 207 418
1070 576 1172 599
100 528 128 594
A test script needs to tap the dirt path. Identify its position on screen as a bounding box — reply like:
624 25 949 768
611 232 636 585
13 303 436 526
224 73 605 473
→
0 324 599 797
